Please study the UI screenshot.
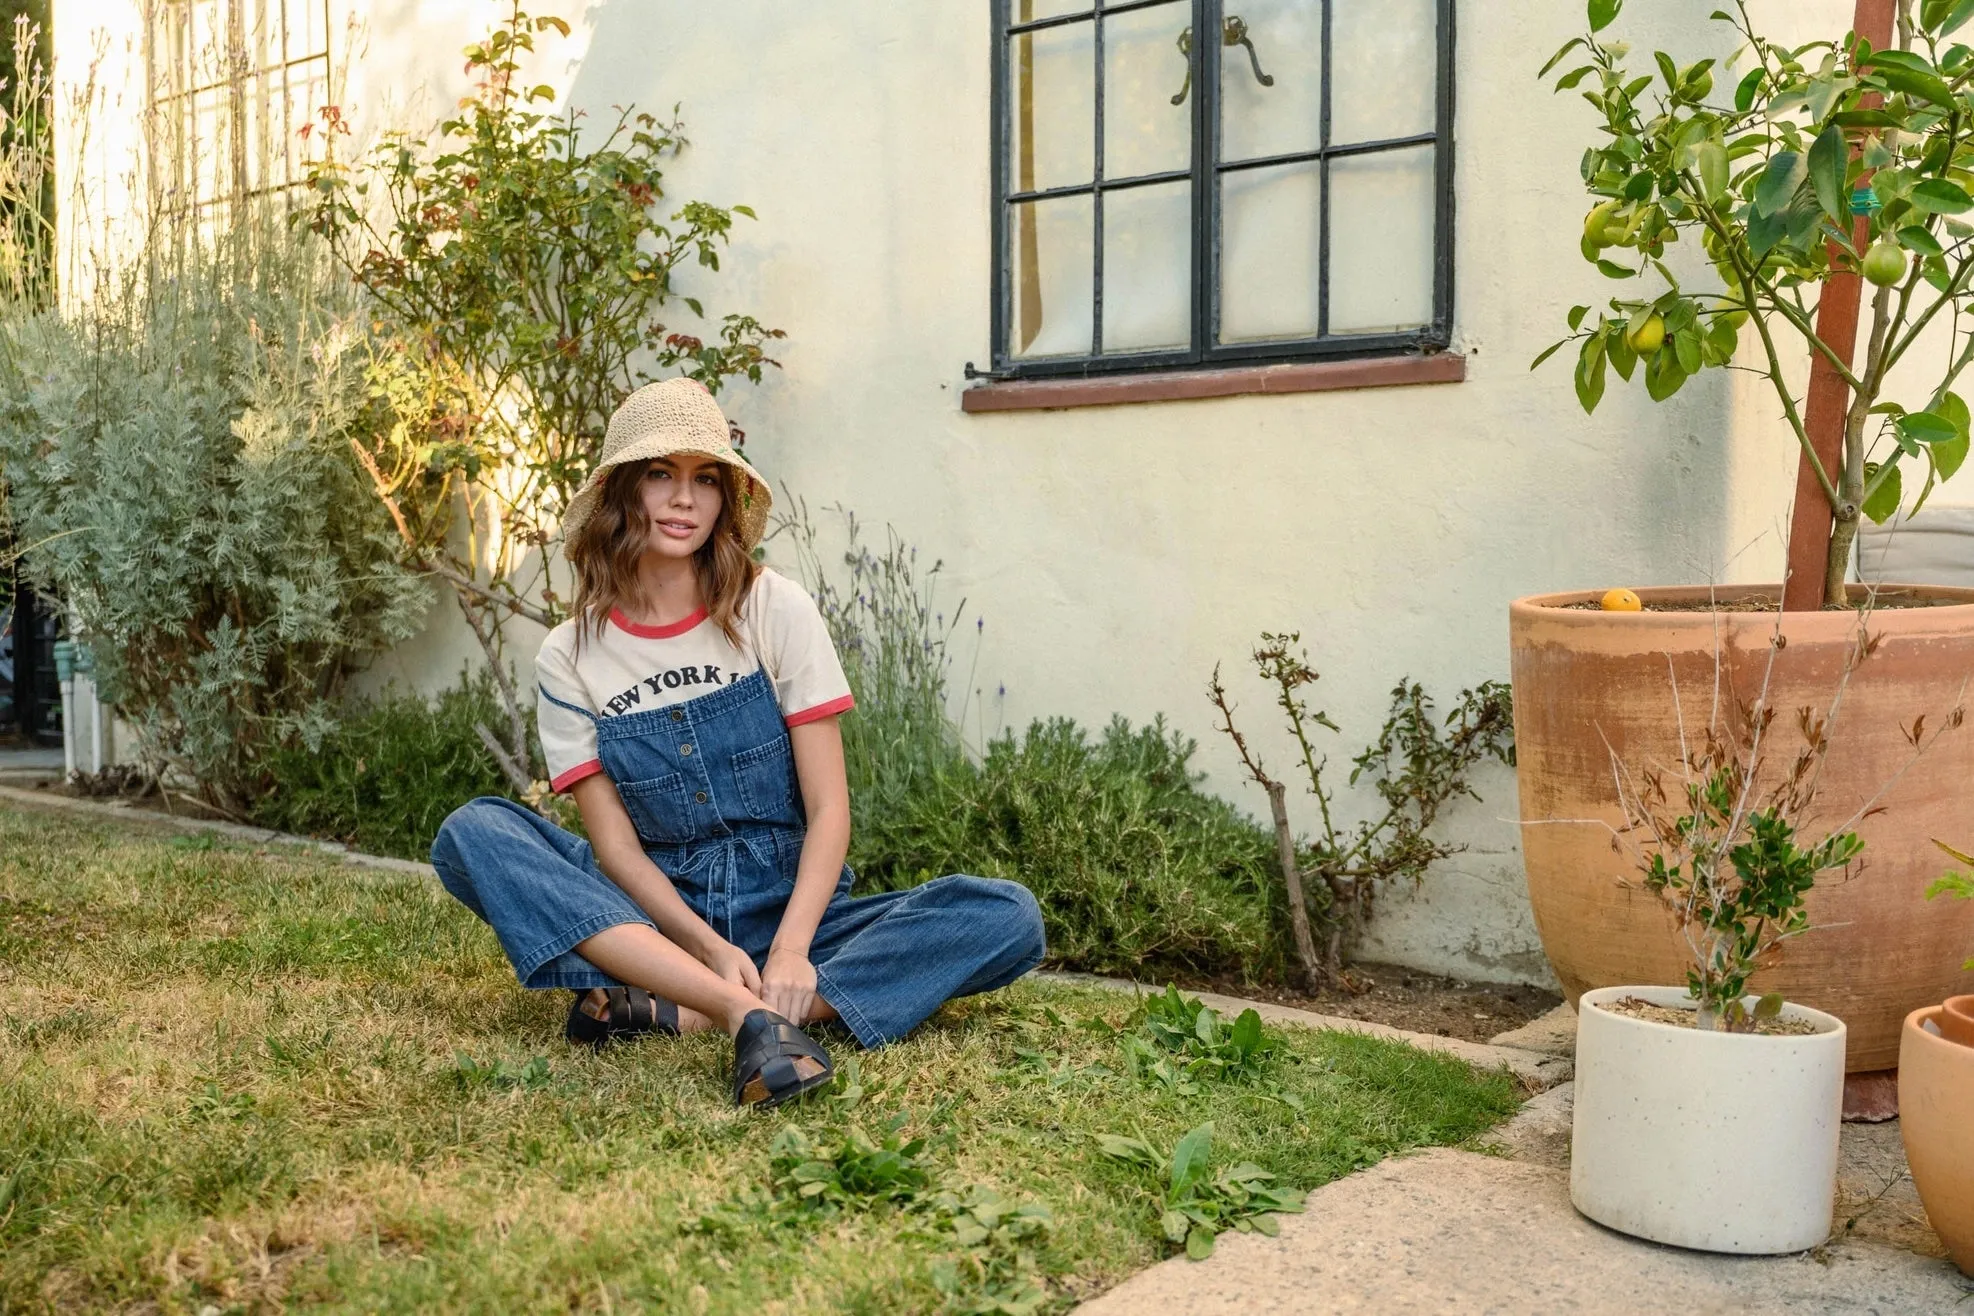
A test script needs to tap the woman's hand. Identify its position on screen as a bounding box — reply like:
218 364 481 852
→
761 945 819 1024
698 938 763 996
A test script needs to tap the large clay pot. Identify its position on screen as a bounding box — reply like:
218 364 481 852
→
1511 584 1974 1071
1899 1005 1974 1275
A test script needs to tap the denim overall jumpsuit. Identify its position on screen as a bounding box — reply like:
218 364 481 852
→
430 667 1047 1046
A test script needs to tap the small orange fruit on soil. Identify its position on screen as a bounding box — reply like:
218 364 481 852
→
1601 588 1643 612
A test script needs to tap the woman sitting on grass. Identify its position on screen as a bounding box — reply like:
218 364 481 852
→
431 378 1046 1108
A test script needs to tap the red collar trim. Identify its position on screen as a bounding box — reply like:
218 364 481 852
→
608 606 708 639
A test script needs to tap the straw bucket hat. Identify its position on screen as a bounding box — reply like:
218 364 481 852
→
560 377 771 558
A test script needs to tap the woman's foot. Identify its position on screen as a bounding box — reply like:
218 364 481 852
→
578 987 715 1033
730 1009 834 1107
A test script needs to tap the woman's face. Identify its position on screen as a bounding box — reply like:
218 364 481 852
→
637 454 725 561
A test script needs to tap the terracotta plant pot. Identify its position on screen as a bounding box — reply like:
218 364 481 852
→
1942 994 1974 1048
1511 583 1974 1071
1571 985 1845 1254
1899 1006 1974 1276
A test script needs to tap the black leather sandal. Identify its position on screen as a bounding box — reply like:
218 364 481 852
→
731 1009 834 1108
564 986 679 1049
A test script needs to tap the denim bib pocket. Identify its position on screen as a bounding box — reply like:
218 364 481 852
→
614 772 693 845
731 737 799 819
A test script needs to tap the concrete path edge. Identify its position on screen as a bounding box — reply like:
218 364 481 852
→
0 782 436 878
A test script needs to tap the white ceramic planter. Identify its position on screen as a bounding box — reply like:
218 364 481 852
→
1570 985 1847 1254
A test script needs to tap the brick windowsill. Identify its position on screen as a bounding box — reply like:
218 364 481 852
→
960 352 1466 413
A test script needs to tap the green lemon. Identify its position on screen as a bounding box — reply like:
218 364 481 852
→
1862 240 1908 288
1583 200 1622 249
1626 313 1667 355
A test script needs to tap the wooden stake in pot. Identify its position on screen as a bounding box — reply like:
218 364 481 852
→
1784 0 1896 612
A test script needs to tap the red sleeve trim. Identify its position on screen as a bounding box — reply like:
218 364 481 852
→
550 760 605 793
785 694 855 727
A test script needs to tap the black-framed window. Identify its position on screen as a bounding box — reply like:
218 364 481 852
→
987 0 1455 380
145 0 335 220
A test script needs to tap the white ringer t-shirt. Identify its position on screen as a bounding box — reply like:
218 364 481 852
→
534 568 855 793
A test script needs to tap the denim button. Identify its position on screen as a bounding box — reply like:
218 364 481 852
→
671 709 683 721
680 744 693 756
695 791 708 803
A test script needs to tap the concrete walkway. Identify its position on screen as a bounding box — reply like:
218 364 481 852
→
1076 1004 1973 1315
1076 1145 1968 1315
0 745 64 782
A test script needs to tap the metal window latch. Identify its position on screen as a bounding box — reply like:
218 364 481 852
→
1171 15 1275 107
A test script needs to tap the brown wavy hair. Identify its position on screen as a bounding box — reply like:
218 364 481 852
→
568 458 761 647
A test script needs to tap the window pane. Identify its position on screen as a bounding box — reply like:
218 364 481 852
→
1102 1 1189 182
1328 146 1434 333
1219 160 1320 343
1014 0 1089 22
1009 21 1095 193
1102 181 1190 352
1331 0 1437 145
1010 194 1095 358
1219 0 1323 164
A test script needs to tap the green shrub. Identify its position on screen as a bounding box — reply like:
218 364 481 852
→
851 716 1286 979
775 503 1287 980
251 672 523 860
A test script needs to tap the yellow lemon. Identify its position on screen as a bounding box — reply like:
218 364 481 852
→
1601 588 1643 612
1626 314 1666 355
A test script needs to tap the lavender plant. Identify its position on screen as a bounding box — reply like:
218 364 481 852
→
0 221 428 812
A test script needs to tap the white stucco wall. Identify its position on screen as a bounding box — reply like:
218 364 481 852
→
64 0 1947 988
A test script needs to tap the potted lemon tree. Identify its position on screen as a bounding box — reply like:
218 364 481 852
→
1516 0 1974 1075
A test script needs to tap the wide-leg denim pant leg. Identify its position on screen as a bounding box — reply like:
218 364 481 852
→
797 874 1047 1048
430 796 657 991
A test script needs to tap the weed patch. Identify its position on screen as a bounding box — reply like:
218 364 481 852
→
1098 1122 1306 1260
770 1117 933 1215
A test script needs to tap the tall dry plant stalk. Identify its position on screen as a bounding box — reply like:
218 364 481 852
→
0 14 52 312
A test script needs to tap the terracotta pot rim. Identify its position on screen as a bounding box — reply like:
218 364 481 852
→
1580 985 1845 1042
1513 582 1974 617
1908 1004 1974 1052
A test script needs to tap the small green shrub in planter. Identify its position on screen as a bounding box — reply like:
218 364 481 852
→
252 671 524 860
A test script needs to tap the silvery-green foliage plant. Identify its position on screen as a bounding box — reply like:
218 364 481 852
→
0 223 429 811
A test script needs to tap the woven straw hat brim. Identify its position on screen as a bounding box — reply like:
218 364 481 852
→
560 436 772 559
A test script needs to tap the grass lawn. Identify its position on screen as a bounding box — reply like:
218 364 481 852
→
0 803 1524 1314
